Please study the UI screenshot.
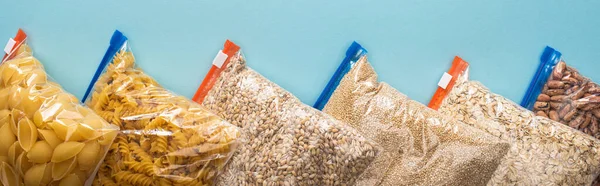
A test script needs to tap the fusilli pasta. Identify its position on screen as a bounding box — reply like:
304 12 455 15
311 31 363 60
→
87 31 240 185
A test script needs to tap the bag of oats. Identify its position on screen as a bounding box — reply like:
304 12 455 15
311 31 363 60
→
193 40 381 186
521 46 600 139
429 56 600 185
0 29 120 186
313 42 510 186
82 30 241 186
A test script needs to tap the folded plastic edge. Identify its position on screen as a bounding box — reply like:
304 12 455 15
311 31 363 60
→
313 41 367 110
192 40 241 104
2 28 28 63
520 46 562 110
428 56 470 110
81 30 128 102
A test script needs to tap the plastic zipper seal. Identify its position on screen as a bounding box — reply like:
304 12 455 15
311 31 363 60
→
313 41 367 110
428 56 469 110
2 29 28 63
192 40 240 104
520 46 562 110
82 30 128 102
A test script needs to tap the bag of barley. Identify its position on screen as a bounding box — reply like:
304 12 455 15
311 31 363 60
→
313 41 510 186
193 40 381 186
0 29 120 186
429 56 600 185
521 46 600 138
83 30 241 186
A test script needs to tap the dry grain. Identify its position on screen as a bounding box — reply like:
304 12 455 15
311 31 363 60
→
202 53 380 186
322 57 510 186
439 70 600 185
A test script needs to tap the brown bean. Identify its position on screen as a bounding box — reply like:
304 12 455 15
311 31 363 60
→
574 89 587 100
584 128 592 135
536 111 549 118
566 86 579 94
534 102 549 110
593 109 600 118
547 81 565 89
581 113 592 129
552 61 566 80
565 84 572 89
592 117 599 134
549 111 560 121
550 102 562 110
546 89 565 96
589 87 600 94
559 104 572 118
589 96 600 103
551 95 566 102
581 103 598 111
563 77 579 85
572 71 584 81
537 94 551 102
569 114 585 129
542 84 549 93
564 109 578 121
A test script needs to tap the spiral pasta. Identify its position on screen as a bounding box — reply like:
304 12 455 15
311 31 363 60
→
87 32 240 186
0 40 119 186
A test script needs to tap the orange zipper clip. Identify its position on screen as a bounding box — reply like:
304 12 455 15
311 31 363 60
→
2 29 27 62
428 56 469 110
192 40 240 104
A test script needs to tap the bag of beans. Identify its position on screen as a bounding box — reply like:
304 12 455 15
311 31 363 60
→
429 56 600 185
193 40 381 186
521 46 600 138
83 30 241 186
0 29 120 186
313 42 510 186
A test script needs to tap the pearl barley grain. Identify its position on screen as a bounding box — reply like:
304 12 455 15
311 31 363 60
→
202 53 380 186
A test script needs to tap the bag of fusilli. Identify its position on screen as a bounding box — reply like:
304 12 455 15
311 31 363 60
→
0 29 120 186
312 42 510 186
428 56 600 185
192 40 381 186
82 30 241 186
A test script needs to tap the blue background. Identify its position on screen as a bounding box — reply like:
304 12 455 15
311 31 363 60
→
1 1 599 105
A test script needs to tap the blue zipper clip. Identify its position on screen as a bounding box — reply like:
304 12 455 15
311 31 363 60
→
520 46 562 110
82 30 128 102
313 41 367 110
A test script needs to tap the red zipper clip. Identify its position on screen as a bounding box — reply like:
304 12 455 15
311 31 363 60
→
428 56 469 110
193 40 240 104
2 29 28 62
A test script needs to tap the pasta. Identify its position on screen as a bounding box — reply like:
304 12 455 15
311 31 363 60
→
0 30 119 186
86 30 240 185
51 142 85 163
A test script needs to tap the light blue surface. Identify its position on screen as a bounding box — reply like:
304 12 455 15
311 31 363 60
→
1 1 600 105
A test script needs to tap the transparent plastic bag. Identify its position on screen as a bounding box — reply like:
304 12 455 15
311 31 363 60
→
429 56 600 185
314 42 510 186
522 46 600 138
83 30 241 186
193 40 381 186
0 29 119 186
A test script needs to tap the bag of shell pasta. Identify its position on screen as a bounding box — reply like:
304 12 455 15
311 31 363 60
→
192 40 381 186
521 46 600 139
82 30 241 186
0 29 120 186
312 42 510 186
429 56 600 185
